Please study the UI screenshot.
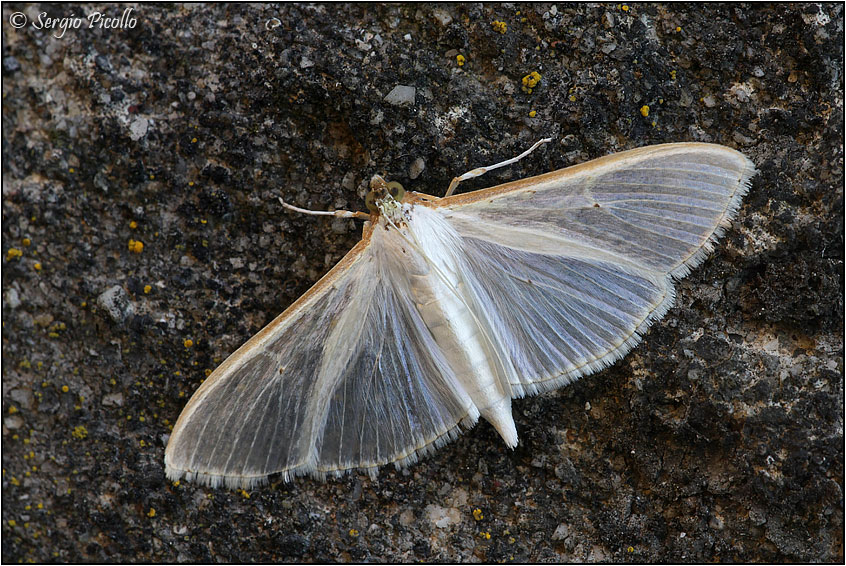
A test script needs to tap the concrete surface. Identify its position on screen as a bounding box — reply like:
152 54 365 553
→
2 3 842 562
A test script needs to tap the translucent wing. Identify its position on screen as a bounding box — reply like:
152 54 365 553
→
434 143 756 396
164 227 478 489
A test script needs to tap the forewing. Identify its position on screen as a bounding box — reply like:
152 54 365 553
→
165 228 475 488
443 143 756 277
437 143 755 394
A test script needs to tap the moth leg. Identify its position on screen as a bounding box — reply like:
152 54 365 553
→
444 137 553 197
279 198 370 220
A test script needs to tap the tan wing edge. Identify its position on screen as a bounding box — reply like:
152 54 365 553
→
418 143 753 208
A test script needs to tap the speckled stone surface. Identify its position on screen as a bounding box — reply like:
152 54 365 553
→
2 3 842 562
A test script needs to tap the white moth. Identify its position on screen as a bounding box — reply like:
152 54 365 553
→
164 140 756 489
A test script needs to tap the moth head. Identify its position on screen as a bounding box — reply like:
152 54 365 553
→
366 175 406 214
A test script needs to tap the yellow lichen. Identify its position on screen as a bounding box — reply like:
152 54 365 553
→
456 54 465 67
473 508 484 521
6 248 23 261
147 508 156 518
128 239 144 254
144 285 152 294
529 110 537 118
491 20 507 34
129 221 138 229
71 426 88 440
640 105 650 117
521 71 541 93
349 528 359 537
183 339 194 348
22 238 31 247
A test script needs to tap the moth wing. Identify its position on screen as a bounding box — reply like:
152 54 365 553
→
437 143 756 395
165 226 477 488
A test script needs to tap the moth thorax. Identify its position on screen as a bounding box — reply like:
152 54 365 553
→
367 174 407 224
377 197 407 225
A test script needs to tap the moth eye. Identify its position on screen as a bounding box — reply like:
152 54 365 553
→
387 181 405 200
365 191 378 213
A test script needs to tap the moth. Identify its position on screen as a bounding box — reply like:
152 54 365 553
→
164 140 756 488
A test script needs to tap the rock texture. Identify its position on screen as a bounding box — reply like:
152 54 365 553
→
2 3 842 562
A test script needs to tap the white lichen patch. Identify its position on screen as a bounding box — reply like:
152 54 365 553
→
425 504 461 528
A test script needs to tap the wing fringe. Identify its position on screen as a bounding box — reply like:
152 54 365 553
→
164 411 479 489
